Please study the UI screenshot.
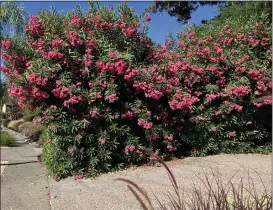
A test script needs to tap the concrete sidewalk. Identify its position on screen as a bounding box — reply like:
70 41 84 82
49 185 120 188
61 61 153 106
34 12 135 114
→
1 127 51 210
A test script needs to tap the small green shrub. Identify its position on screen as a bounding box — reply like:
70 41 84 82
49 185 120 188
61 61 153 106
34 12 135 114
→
7 119 24 131
0 131 15 146
19 122 44 142
1 119 10 127
23 115 35 122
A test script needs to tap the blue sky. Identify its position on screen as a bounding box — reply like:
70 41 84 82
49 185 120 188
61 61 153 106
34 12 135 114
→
18 1 219 44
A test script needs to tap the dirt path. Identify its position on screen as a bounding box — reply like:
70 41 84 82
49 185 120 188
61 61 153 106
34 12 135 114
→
49 153 272 210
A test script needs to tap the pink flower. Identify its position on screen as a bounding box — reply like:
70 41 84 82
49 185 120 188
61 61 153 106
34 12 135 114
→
233 104 243 112
167 145 177 152
206 36 213 41
202 47 210 54
124 145 136 153
229 131 236 137
106 94 119 103
247 120 252 125
215 110 222 116
216 47 223 54
98 138 105 145
125 146 130 153
143 122 153 129
129 145 135 152
26 61 32 67
68 148 73 153
109 51 116 59
33 118 42 125
211 127 217 131
177 41 184 47
145 14 151 22
137 119 145 126
231 86 251 97
1 40 12 49
164 134 174 141
90 110 99 118
73 174 84 180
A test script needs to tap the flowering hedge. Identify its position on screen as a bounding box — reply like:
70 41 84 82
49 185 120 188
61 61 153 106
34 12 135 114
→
1 4 272 178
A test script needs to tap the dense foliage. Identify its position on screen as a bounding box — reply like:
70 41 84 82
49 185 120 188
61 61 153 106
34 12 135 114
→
1 3 271 179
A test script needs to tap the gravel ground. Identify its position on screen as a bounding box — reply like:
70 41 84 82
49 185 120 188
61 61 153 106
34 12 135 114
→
49 153 272 210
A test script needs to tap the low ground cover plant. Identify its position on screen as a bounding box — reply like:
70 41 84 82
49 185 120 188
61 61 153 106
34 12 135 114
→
0 131 15 146
18 122 44 142
1 3 271 178
7 119 24 131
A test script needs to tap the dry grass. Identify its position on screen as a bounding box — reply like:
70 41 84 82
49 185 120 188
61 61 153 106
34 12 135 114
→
116 148 272 210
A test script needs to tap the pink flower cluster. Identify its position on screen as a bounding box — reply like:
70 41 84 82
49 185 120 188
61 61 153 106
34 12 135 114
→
52 87 70 99
248 69 263 80
121 111 136 119
105 94 119 103
167 145 177 152
68 31 83 46
33 87 49 99
63 95 83 107
28 73 48 86
73 174 84 180
8 86 23 97
52 39 64 48
68 15 82 26
1 40 12 50
169 95 199 111
125 145 135 153
119 22 136 37
164 134 174 141
25 15 44 36
231 86 251 97
47 51 64 60
147 133 160 141
138 119 153 129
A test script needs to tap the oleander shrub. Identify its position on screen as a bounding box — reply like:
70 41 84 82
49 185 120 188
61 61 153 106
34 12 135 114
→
0 3 271 178
0 131 15 146
7 119 24 131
